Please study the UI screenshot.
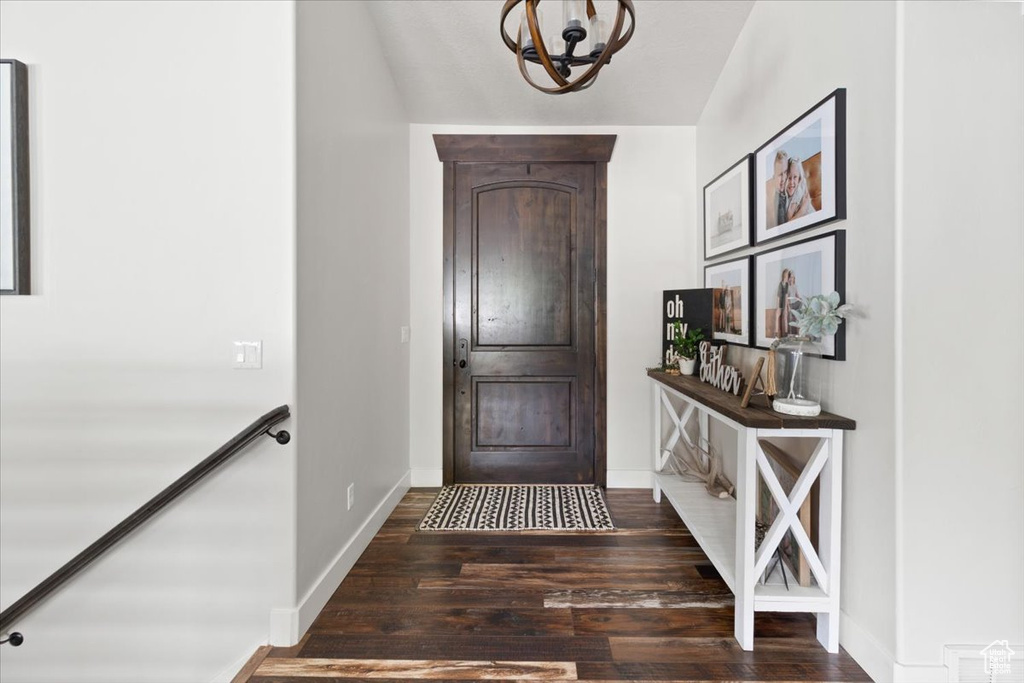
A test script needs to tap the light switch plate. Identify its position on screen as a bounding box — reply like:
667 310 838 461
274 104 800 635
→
400 326 410 343
233 341 262 369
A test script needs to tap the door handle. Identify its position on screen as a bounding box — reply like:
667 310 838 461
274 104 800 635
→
458 338 468 368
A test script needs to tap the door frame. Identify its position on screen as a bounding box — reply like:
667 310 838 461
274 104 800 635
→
434 134 616 487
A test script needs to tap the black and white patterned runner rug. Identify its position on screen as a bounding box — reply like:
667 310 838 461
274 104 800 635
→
418 485 614 531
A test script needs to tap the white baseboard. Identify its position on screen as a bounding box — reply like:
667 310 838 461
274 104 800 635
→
893 661 950 683
269 607 298 647
211 637 268 683
840 611 956 682
410 468 651 489
410 467 442 487
840 610 896 683
268 470 411 646
607 469 652 488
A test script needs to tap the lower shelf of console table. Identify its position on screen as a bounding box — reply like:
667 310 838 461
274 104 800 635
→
649 371 856 653
655 472 835 610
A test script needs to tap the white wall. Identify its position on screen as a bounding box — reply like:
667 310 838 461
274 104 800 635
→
0 2 297 682
697 1 1024 679
898 0 1024 668
695 1 899 678
408 125 696 488
294 0 411 639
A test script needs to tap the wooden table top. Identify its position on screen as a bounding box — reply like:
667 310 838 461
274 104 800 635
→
648 371 856 431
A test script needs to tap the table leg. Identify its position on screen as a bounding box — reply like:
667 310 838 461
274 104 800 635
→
816 431 843 653
734 427 758 650
652 382 662 503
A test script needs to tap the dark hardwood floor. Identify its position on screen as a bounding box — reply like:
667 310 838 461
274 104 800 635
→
244 488 870 682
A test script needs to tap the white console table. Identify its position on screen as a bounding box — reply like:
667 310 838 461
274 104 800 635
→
649 371 856 653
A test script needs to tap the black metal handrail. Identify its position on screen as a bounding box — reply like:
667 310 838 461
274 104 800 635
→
0 404 292 646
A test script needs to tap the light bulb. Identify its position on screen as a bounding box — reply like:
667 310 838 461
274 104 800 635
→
548 34 566 58
589 15 608 58
562 0 586 42
520 11 537 57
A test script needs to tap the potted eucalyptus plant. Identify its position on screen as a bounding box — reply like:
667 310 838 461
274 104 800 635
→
773 291 852 416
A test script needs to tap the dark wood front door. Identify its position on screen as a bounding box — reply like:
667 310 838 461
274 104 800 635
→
437 135 615 486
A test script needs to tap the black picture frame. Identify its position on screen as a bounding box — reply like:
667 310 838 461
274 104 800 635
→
703 154 753 260
753 88 846 246
0 59 30 295
703 255 752 346
752 231 846 360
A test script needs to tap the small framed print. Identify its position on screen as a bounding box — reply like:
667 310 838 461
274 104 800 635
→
704 256 751 346
754 88 846 246
1 59 30 295
753 231 846 360
704 155 753 259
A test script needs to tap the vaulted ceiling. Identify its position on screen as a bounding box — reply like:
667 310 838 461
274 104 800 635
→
365 0 755 125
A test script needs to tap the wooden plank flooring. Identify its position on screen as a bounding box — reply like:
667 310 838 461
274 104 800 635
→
247 489 870 682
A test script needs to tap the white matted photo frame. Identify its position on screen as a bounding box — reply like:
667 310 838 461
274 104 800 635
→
1 58 30 295
704 256 751 346
704 154 752 260
754 89 846 246
753 231 846 359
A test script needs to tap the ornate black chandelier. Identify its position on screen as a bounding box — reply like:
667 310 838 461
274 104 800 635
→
500 0 635 94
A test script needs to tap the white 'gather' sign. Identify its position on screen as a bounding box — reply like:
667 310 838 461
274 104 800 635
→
699 341 744 396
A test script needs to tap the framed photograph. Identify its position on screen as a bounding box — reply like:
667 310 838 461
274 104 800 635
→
753 231 846 359
704 154 752 259
704 256 751 346
754 88 846 245
1 59 30 295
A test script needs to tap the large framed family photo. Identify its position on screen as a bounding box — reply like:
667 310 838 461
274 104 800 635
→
703 155 752 259
754 231 846 359
704 256 751 346
754 89 846 246
1 59 30 295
